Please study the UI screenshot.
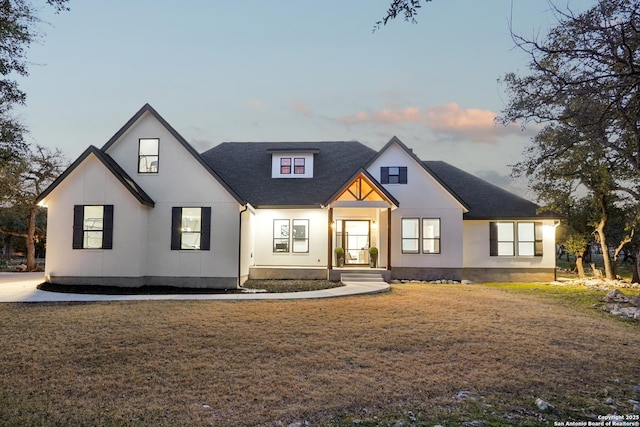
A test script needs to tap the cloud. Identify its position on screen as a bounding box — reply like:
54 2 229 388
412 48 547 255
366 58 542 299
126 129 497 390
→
292 101 312 116
246 99 266 110
187 126 215 151
339 103 526 143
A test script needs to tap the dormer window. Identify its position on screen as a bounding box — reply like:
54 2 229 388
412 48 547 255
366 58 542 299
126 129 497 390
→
280 158 291 174
139 138 159 173
269 148 318 178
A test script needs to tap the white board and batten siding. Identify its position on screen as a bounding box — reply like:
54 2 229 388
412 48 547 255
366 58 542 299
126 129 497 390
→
366 141 466 270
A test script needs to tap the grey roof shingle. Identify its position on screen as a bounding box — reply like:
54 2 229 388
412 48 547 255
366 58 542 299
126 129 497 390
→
36 146 155 207
200 141 377 207
423 161 543 219
201 140 552 219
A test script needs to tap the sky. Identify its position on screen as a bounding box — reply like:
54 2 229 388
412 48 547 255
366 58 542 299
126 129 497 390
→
16 0 596 200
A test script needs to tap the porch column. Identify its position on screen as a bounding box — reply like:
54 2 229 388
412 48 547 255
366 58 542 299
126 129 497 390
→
327 207 333 270
387 207 391 270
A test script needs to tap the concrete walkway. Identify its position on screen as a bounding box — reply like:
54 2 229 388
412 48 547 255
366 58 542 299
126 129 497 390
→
0 273 390 303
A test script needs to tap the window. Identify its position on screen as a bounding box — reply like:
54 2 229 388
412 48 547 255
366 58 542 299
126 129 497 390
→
422 218 441 254
294 158 305 174
490 222 543 256
138 138 159 173
273 219 290 252
73 205 113 249
401 218 420 254
517 222 543 256
271 152 315 178
381 166 407 184
292 219 309 253
273 219 310 253
171 207 211 250
280 158 291 175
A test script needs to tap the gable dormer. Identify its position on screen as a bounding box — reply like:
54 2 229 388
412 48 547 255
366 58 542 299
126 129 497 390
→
267 148 320 178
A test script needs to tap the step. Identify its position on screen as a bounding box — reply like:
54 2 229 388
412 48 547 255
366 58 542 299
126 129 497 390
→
340 273 386 283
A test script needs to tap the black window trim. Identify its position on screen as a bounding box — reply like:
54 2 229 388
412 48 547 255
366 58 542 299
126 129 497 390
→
490 221 543 257
72 204 114 250
381 166 408 184
421 218 441 254
171 207 211 251
401 217 420 254
138 138 159 174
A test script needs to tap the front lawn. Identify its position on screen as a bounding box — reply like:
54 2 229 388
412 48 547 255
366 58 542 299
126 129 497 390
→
0 283 638 426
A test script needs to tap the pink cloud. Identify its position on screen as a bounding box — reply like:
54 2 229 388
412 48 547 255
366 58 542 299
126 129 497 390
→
339 103 525 143
292 101 312 116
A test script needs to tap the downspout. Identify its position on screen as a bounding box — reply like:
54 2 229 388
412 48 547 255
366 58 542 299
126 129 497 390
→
238 204 248 288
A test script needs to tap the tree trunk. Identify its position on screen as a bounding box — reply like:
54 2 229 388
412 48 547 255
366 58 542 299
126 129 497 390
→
26 206 37 271
633 247 640 284
575 254 585 278
595 217 614 280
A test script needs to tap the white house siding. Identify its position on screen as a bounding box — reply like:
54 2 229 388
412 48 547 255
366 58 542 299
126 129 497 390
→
42 154 149 285
366 142 465 280
249 208 328 279
463 220 557 282
100 111 241 288
239 207 255 285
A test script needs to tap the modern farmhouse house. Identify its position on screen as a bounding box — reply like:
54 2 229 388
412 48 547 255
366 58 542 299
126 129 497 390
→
36 104 559 288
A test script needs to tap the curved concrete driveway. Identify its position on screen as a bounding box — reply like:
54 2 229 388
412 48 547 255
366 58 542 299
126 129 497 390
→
0 273 390 303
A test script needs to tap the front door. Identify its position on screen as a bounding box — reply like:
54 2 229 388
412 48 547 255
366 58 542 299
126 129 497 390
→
340 220 370 266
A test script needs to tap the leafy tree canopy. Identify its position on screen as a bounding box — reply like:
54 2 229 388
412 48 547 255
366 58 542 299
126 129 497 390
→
0 0 69 163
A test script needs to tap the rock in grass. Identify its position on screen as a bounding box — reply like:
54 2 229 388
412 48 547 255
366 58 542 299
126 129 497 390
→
535 398 554 411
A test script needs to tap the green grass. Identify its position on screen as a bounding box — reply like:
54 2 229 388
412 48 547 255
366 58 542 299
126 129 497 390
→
485 281 640 323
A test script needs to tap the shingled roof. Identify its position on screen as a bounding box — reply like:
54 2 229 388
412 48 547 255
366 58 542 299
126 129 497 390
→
36 146 155 207
200 141 377 207
201 140 548 219
424 161 542 219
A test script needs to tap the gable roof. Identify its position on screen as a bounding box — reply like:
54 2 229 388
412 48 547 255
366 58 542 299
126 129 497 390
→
201 141 377 207
36 146 155 207
366 136 470 211
101 103 244 205
326 168 399 207
424 161 548 219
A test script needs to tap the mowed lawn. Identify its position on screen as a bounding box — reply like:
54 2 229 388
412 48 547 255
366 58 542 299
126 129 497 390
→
0 283 639 426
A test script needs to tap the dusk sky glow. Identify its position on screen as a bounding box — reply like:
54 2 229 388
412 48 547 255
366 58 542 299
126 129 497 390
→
17 1 596 199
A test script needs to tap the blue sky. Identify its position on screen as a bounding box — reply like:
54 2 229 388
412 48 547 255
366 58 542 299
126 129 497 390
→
17 1 594 198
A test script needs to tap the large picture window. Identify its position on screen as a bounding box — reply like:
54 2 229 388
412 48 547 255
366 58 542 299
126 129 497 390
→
138 138 159 173
73 205 113 249
422 218 441 254
401 218 420 254
490 222 543 257
171 207 211 250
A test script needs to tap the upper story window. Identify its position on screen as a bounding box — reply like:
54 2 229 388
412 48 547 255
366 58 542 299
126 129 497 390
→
381 166 407 184
280 158 291 174
138 138 159 173
294 158 305 174
270 150 317 178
